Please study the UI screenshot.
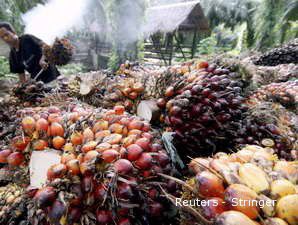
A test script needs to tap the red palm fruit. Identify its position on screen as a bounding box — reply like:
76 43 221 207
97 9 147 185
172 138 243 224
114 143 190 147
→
93 120 109 133
165 86 175 97
36 118 49 132
151 143 162 152
95 184 107 201
95 130 111 140
61 152 76 164
148 188 159 200
201 197 228 220
34 186 56 208
68 112 80 122
70 132 83 145
157 98 166 108
50 122 64 137
142 122 150 132
117 182 133 199
189 158 210 174
118 218 131 225
67 207 81 224
96 143 112 152
135 138 150 151
196 171 225 198
135 153 153 170
81 175 94 193
148 202 163 217
25 186 39 198
197 61 209 69
124 99 133 109
114 159 133 175
122 87 132 97
83 127 94 142
122 135 137 148
48 106 60 114
22 116 36 135
114 105 125 115
142 170 152 177
127 129 142 137
79 162 93 175
156 152 170 167
142 132 153 140
81 141 97 153
33 139 49 151
84 150 99 162
47 163 67 180
103 134 123 145
120 117 131 126
48 113 62 123
48 200 66 223
63 143 74 152
70 184 83 206
128 120 143 130
52 136 65 150
127 144 143 161
0 149 12 163
109 123 124 134
120 147 128 158
224 184 259 219
66 159 80 175
102 149 119 163
96 210 113 225
128 91 138 100
12 136 30 151
7 152 24 166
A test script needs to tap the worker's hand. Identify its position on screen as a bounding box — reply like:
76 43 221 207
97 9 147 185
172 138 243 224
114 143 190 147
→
39 58 49 70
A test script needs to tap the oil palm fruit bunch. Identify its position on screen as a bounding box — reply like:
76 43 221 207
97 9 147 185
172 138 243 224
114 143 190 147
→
6 104 176 225
249 80 298 111
253 39 298 66
162 145 298 225
103 77 145 113
43 38 74 66
13 80 52 104
241 101 297 160
0 183 29 225
157 61 247 157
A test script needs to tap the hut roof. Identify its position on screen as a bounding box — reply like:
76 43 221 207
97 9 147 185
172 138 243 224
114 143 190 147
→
143 1 209 36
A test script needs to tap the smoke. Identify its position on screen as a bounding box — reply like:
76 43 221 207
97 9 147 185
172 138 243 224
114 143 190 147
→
22 0 91 44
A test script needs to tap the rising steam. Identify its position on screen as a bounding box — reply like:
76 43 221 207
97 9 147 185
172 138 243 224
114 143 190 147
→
22 0 90 44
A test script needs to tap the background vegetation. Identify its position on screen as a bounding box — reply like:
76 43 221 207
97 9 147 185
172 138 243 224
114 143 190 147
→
0 0 297 75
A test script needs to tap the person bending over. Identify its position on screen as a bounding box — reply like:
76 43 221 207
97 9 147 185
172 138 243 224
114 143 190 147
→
0 22 60 83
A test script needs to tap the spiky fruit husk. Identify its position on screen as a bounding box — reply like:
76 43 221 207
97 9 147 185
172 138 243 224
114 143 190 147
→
0 183 29 225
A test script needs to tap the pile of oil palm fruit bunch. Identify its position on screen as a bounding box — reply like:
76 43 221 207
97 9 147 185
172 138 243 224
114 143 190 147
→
253 39 298 66
0 55 297 225
0 104 178 225
167 144 298 225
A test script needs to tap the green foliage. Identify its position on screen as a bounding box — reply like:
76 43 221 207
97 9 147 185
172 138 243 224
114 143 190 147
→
58 63 86 76
0 56 10 77
0 0 44 33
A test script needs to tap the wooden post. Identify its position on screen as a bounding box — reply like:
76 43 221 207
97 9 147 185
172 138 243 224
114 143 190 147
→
191 31 198 59
174 33 187 61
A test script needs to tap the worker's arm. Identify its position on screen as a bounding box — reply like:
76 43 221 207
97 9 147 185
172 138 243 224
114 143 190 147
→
39 54 48 70
18 73 26 83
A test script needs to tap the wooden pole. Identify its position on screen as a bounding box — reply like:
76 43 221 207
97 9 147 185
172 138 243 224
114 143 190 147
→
191 30 198 59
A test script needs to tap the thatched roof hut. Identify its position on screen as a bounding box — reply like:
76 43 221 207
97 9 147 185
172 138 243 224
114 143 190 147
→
143 1 210 36
143 1 210 65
